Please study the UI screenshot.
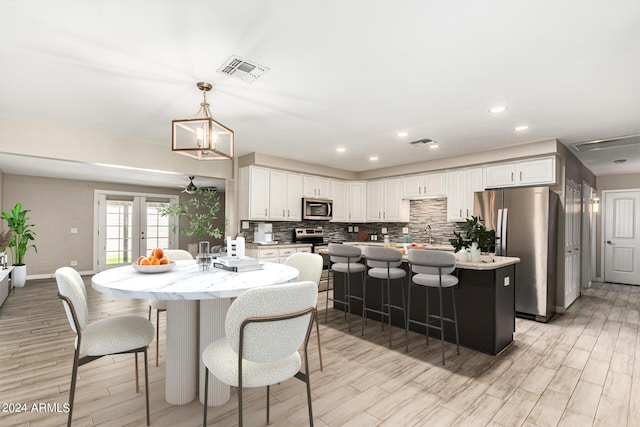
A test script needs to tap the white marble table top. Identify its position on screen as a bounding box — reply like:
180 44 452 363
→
92 260 299 300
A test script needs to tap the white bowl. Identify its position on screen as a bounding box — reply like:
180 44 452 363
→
132 261 176 274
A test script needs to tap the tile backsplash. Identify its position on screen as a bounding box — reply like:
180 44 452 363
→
241 198 464 246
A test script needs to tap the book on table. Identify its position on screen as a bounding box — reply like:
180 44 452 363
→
214 256 262 272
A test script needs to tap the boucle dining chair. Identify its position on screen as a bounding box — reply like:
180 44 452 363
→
147 248 194 367
284 252 324 371
405 249 460 366
56 267 155 426
202 281 317 427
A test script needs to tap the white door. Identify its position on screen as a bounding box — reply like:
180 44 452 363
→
604 190 640 285
564 182 581 307
96 192 178 271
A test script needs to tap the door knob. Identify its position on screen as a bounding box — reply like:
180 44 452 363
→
606 240 614 245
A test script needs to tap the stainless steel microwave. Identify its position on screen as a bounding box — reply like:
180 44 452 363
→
302 198 333 221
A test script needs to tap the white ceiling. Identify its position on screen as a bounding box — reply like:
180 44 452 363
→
0 0 639 187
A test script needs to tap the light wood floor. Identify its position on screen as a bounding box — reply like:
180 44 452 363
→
1 278 639 426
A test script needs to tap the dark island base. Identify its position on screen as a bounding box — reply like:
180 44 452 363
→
330 263 516 355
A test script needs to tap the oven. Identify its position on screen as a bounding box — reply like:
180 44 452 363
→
293 227 329 269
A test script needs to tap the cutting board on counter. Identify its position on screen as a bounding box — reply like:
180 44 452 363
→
356 229 369 242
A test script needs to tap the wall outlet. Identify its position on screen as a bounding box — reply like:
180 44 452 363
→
354 226 359 232
381 227 388 234
504 276 510 287
70 260 78 266
241 221 250 230
70 227 78 234
348 226 353 233
402 227 409 234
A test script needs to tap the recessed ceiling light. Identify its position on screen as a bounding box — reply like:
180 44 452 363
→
429 144 439 149
614 159 627 164
336 147 346 152
396 132 409 137
489 106 507 113
514 125 529 131
369 156 379 161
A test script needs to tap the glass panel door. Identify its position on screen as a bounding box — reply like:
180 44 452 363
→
96 192 178 271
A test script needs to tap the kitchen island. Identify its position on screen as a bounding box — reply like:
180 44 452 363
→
329 252 520 355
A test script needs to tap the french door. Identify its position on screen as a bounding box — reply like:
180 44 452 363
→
95 191 179 271
604 190 640 285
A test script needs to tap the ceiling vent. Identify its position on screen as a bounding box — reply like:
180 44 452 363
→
217 55 269 84
409 138 435 147
572 134 640 152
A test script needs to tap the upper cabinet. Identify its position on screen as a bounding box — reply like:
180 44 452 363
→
484 157 556 188
239 166 302 221
403 172 447 199
330 180 347 222
330 180 367 223
447 167 484 222
303 175 331 198
367 178 409 222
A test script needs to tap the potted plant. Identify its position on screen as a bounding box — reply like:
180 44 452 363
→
449 231 470 261
1 203 37 287
158 187 223 255
451 216 497 262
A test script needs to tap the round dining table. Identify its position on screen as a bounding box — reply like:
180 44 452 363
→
91 260 299 406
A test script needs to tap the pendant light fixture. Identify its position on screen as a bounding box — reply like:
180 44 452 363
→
172 82 234 160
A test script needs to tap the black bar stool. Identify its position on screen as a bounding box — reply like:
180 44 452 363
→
326 243 365 332
405 249 460 365
362 246 407 347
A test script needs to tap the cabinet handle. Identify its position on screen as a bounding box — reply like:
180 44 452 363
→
460 209 462 217
466 209 469 216
379 212 381 219
424 185 427 194
383 212 386 219
419 186 421 194
287 209 290 217
349 212 351 219
265 208 267 216
283 209 285 217
511 172 514 182
520 171 523 181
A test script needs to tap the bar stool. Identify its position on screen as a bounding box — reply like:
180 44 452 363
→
405 249 459 366
362 246 407 347
326 243 365 332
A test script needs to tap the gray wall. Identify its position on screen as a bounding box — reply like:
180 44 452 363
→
0 174 225 277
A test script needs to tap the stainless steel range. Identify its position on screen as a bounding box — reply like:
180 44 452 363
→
293 227 329 266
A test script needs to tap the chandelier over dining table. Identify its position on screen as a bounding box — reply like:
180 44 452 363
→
172 82 234 160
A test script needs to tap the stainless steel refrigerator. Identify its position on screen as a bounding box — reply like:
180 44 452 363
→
474 186 559 322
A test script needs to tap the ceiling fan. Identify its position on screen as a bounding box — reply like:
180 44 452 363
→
180 176 218 194
182 176 198 194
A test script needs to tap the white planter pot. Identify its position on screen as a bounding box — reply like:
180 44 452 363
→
12 264 27 288
455 249 468 262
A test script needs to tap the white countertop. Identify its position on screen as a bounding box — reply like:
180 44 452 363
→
245 242 313 249
92 260 299 300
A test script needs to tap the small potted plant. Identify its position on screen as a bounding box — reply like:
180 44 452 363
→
452 216 497 263
1 203 37 287
449 231 470 261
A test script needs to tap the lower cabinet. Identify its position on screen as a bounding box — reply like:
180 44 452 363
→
246 245 312 263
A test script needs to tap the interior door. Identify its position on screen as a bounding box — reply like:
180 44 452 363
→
564 182 581 307
604 190 640 285
96 192 178 271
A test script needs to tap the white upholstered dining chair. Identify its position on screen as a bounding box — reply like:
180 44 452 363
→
202 281 317 426
56 267 154 426
284 252 324 371
147 248 194 367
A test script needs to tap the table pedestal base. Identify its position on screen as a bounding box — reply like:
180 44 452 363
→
199 298 231 406
166 300 198 405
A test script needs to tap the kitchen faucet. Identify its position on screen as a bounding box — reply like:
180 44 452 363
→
426 225 432 245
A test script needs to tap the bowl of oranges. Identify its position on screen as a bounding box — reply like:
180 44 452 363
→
132 248 176 273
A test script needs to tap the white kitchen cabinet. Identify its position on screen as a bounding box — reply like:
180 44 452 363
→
403 172 447 198
330 180 347 222
285 173 303 221
447 167 484 222
303 175 331 198
246 245 312 263
239 167 302 221
239 166 271 220
484 157 556 188
366 179 409 222
348 181 367 222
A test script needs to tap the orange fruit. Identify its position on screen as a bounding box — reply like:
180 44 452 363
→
136 256 145 265
153 248 164 260
149 256 160 266
140 257 151 266
159 257 169 265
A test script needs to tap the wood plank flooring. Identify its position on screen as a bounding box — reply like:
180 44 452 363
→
1 278 639 426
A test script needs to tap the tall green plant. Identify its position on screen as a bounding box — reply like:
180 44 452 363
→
158 187 222 240
1 203 37 265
